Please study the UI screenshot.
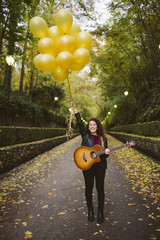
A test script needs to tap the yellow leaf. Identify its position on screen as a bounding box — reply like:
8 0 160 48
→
93 232 99 235
22 222 27 226
57 211 67 215
48 192 53 196
25 231 32 234
42 205 48 209
15 219 21 222
24 231 33 239
128 203 136 206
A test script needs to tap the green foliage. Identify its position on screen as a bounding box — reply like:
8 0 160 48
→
0 126 68 147
110 121 160 137
136 89 160 123
0 88 66 127
63 71 103 121
91 0 160 127
30 83 65 110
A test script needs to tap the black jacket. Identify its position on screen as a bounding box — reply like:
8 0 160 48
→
75 112 108 169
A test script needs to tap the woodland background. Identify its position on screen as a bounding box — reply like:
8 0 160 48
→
0 0 160 129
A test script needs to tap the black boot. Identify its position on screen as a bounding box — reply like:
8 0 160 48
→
97 208 104 224
86 196 94 222
88 208 95 222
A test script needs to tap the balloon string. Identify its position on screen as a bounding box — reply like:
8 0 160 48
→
67 77 73 101
66 76 74 140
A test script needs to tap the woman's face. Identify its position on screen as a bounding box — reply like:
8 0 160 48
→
88 120 98 135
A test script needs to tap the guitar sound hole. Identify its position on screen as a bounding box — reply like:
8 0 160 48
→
90 151 97 159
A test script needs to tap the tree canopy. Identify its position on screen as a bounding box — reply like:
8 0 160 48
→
0 0 160 128
90 0 160 127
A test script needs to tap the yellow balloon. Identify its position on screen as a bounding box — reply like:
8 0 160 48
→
68 23 81 40
57 35 74 53
33 54 42 70
56 51 73 69
73 48 90 65
52 66 69 81
48 26 63 43
75 31 92 50
35 54 56 71
29 16 48 38
70 63 85 71
55 9 73 34
38 38 57 56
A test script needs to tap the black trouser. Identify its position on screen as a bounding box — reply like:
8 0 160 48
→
83 165 106 211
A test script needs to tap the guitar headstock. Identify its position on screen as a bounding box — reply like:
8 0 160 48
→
126 140 136 147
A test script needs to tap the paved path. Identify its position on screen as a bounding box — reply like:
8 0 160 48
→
0 135 159 240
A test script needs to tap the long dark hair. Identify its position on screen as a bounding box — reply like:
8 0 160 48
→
86 118 106 137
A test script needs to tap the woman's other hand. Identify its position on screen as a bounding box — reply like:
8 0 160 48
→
105 148 110 155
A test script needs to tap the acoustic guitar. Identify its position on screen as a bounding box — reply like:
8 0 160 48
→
74 141 136 170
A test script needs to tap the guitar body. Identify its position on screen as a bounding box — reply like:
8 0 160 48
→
74 140 136 170
74 145 102 170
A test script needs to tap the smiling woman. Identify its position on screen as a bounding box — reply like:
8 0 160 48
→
88 120 98 135
71 101 110 224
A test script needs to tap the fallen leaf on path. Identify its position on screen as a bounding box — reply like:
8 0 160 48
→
128 203 136 206
57 211 67 215
93 232 99 235
41 205 48 209
48 192 53 196
15 219 21 223
24 231 33 239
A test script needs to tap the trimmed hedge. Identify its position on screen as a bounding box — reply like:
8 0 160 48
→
110 121 160 137
0 127 68 147
108 132 160 161
0 134 78 175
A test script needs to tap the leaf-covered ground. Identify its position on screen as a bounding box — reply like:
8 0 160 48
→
0 135 159 240
107 134 160 204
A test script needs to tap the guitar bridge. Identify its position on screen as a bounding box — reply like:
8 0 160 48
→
83 153 87 162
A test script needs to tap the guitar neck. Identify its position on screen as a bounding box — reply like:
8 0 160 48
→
110 144 127 152
96 144 127 156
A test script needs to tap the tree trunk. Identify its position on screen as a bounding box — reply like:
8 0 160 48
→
29 67 34 96
19 30 30 93
0 17 8 54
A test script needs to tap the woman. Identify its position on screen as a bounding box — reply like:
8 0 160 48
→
72 102 110 224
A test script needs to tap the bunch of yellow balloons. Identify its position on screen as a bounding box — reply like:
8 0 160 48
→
29 9 92 81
